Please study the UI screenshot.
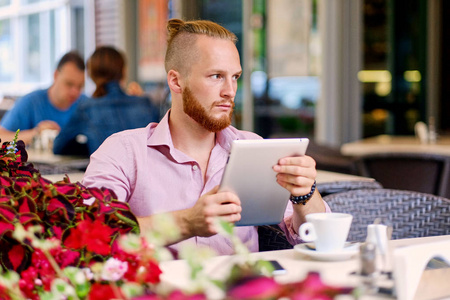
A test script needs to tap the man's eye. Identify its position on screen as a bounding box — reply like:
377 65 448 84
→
211 74 221 79
233 75 241 80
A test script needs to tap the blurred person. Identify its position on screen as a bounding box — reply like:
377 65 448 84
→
82 19 329 255
0 51 86 145
53 46 160 156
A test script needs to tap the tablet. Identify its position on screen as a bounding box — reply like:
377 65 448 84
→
219 138 309 226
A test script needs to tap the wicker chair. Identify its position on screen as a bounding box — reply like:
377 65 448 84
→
258 180 384 251
317 180 383 197
323 188 450 242
258 224 292 252
356 152 450 197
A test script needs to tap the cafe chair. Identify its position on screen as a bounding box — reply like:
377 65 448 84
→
259 181 384 251
355 152 450 197
306 140 359 175
258 224 294 251
317 179 383 197
323 188 450 242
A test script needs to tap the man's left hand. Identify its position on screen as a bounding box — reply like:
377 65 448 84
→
272 155 317 196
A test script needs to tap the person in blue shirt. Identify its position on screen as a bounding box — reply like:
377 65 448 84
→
0 51 86 145
53 46 160 156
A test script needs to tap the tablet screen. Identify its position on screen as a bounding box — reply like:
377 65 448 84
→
219 138 309 226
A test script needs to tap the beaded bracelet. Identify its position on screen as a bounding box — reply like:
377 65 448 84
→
289 180 316 205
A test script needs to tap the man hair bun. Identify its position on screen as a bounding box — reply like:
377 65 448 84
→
167 19 185 40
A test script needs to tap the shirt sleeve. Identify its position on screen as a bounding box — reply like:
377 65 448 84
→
0 96 35 131
82 134 135 202
279 199 331 245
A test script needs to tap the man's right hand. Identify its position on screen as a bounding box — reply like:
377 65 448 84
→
136 186 242 245
36 120 60 133
184 185 242 237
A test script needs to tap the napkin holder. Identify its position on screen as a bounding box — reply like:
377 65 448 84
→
393 239 450 300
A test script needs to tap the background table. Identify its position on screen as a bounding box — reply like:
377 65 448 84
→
341 135 450 157
26 148 89 169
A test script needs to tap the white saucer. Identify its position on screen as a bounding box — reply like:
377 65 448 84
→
294 242 360 261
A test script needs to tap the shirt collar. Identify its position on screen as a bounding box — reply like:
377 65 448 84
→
147 110 239 154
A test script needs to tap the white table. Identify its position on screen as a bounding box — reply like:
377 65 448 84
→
316 170 374 183
26 148 89 169
37 169 373 186
159 235 450 300
43 172 85 183
341 135 450 157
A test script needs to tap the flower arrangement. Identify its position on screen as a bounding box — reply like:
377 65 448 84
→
0 133 354 300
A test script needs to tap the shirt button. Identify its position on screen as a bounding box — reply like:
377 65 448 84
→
192 165 198 171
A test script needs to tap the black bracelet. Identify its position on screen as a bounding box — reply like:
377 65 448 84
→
289 180 316 205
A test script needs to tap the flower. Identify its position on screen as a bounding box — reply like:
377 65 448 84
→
101 257 128 281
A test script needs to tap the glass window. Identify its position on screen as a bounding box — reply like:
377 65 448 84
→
22 0 55 4
362 0 427 137
0 1 79 96
24 13 41 82
0 0 11 6
0 19 12 81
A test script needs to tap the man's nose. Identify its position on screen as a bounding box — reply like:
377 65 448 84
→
72 87 82 97
221 78 237 99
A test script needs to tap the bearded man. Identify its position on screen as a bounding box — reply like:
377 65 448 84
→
82 19 329 255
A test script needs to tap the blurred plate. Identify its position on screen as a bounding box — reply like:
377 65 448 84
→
294 242 360 261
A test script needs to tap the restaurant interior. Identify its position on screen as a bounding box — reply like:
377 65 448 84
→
0 0 449 300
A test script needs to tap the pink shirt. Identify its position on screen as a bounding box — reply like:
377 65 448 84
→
83 111 329 255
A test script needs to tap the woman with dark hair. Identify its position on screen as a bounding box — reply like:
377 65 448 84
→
53 46 160 156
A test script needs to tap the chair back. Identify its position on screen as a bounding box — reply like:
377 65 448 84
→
356 152 450 197
323 188 450 242
317 180 383 197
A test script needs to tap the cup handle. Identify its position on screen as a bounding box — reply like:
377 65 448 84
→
299 222 317 242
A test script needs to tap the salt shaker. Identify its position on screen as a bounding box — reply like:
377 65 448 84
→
360 242 378 294
360 242 377 276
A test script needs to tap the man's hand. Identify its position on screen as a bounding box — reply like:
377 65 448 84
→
272 155 317 196
126 81 144 96
273 155 325 232
184 185 241 237
36 120 60 133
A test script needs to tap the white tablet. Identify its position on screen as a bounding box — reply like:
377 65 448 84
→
219 138 309 226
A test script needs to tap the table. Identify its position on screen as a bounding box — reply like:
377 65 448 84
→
316 169 374 183
43 172 85 183
35 168 374 187
26 148 90 169
159 235 450 300
341 135 450 157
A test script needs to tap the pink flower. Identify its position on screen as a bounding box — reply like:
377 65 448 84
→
101 257 128 281
227 276 281 300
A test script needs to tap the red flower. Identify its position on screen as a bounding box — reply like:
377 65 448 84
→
81 219 115 255
88 283 123 300
50 245 81 268
113 248 162 284
143 259 163 284
65 219 115 256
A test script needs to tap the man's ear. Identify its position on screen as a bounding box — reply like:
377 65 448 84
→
53 70 59 81
167 70 183 94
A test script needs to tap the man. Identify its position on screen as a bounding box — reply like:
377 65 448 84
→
0 51 86 145
82 19 329 255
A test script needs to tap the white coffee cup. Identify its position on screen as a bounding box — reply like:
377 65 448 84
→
299 212 353 252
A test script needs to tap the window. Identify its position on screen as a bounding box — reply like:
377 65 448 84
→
0 0 75 97
0 19 12 81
